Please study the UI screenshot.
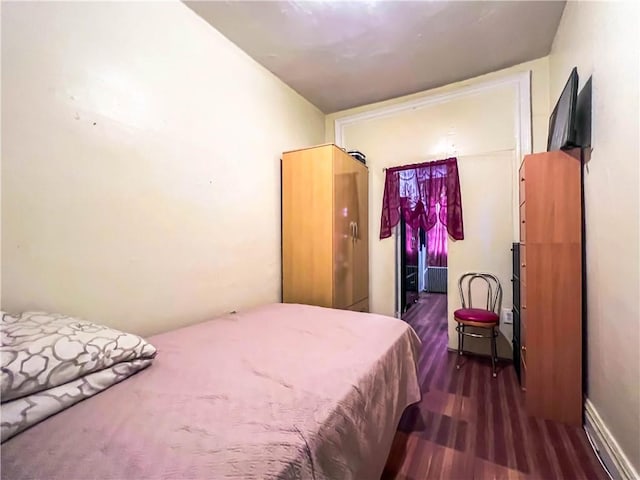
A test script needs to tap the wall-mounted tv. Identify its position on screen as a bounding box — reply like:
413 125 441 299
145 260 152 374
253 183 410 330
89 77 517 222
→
575 76 592 149
547 67 579 151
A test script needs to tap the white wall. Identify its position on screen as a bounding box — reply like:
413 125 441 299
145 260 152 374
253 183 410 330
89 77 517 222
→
1 1 325 336
326 57 550 154
549 2 640 473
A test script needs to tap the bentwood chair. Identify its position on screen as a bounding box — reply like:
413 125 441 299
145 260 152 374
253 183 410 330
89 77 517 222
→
454 273 503 377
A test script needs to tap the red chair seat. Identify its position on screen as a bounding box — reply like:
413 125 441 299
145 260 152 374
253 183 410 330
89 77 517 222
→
454 308 499 324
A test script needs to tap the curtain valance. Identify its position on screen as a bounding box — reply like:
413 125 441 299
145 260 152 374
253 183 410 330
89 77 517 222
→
380 157 464 240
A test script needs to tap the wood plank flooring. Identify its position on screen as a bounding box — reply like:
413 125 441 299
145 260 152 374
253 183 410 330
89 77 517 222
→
382 293 607 480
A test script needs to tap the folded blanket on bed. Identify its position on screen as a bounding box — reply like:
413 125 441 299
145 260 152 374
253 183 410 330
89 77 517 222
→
1 311 156 442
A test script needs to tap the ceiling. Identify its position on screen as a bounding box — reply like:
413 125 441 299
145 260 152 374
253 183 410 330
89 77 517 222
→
187 1 566 113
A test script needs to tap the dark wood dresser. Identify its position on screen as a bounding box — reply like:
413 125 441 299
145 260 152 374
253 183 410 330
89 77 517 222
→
511 242 521 385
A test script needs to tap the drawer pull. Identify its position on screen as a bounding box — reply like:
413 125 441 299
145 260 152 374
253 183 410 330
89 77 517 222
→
521 263 526 267
520 177 525 182
521 219 525 224
521 346 527 351
522 305 527 310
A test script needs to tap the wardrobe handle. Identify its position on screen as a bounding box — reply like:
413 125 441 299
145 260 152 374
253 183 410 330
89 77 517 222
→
354 222 358 240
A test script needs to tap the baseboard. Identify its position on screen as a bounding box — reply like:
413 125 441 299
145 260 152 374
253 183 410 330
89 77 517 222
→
584 398 639 480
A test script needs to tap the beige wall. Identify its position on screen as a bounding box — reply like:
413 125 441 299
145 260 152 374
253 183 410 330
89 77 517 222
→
327 57 550 153
549 2 640 473
1 1 325 336
327 58 550 354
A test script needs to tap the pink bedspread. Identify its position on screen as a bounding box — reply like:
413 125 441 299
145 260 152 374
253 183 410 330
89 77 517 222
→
1 303 421 479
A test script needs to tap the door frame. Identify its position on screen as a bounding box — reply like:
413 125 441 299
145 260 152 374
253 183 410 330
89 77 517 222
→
334 70 532 242
334 70 532 319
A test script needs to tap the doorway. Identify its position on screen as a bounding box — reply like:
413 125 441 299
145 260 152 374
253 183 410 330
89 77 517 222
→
399 217 420 313
398 216 448 315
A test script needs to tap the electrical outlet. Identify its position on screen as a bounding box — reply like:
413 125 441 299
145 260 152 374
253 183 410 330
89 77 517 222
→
501 308 513 325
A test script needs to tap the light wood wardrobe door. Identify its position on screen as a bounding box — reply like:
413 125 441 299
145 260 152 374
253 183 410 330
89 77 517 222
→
352 160 369 305
282 147 334 307
332 149 358 309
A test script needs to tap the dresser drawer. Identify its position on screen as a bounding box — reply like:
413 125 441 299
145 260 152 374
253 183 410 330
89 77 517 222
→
519 164 526 204
519 203 526 243
513 280 520 309
520 313 526 348
520 352 527 392
520 281 527 347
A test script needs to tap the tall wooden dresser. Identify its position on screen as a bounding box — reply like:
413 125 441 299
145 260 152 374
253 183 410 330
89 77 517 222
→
519 149 583 426
282 144 369 312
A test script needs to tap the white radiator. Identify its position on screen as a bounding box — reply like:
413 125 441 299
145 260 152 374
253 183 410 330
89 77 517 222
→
426 267 448 293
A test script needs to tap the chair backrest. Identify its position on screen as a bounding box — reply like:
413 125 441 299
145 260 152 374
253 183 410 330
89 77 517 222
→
458 273 502 314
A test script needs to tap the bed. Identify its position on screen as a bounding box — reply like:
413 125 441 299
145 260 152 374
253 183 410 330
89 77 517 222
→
1 303 421 480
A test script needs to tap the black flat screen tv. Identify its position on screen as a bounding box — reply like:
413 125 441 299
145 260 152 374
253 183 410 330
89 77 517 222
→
575 76 592 149
547 67 579 151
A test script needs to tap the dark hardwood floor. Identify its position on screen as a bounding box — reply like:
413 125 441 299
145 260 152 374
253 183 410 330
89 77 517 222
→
383 293 607 480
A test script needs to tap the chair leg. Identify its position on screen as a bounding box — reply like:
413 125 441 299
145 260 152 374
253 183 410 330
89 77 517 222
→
460 325 465 354
456 323 462 370
491 327 497 378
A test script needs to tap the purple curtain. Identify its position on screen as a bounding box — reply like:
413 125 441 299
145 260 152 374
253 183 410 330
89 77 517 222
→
427 208 448 267
380 157 464 241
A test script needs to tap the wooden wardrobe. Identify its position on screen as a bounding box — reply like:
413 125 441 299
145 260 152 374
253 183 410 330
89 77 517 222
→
282 144 369 312
519 149 583 426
